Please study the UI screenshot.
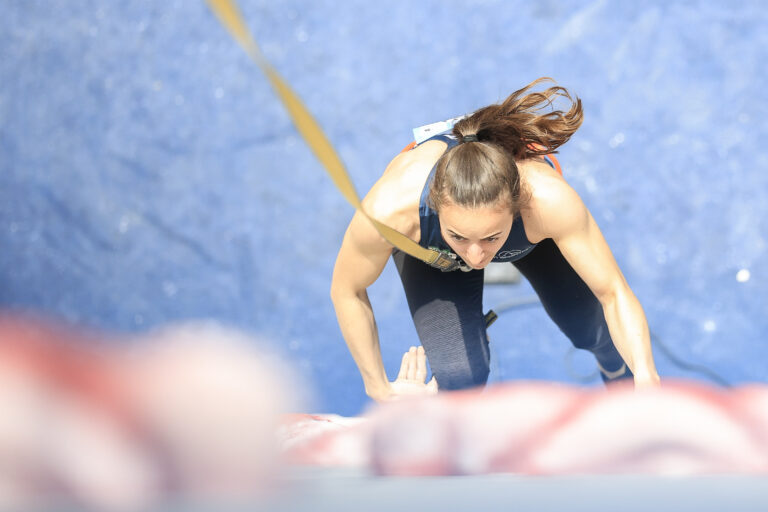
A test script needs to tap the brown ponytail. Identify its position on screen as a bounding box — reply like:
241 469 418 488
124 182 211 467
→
430 77 583 213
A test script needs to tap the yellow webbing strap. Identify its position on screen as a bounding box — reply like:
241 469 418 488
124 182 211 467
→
205 0 452 269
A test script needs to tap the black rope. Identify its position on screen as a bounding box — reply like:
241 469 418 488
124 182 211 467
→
649 329 731 387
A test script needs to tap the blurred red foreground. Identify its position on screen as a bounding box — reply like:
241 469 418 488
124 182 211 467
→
2 313 767 512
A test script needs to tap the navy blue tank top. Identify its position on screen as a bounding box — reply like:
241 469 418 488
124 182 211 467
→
417 133 554 270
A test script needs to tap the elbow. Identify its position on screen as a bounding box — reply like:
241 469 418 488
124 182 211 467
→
329 265 345 304
329 279 343 305
595 281 628 309
330 281 368 309
596 288 617 308
330 278 356 306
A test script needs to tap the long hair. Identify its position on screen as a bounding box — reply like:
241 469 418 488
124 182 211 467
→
429 77 583 213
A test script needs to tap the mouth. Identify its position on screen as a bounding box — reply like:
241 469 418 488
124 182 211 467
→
467 260 491 270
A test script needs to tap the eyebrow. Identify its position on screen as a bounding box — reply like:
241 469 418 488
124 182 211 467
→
447 229 503 239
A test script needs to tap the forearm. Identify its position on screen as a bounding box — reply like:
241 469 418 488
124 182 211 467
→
332 290 391 399
601 286 660 384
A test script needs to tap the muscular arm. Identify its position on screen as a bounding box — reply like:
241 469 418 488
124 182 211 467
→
331 143 444 401
530 176 661 388
330 209 394 401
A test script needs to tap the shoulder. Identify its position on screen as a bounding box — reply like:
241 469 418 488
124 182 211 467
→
361 139 447 237
519 158 589 241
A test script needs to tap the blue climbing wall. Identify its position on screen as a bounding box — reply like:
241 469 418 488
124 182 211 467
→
2 1 767 415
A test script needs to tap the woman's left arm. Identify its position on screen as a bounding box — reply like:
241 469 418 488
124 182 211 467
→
532 177 661 388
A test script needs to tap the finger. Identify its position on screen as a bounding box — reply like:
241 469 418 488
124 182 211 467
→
415 346 427 382
427 376 438 393
396 351 410 380
406 346 418 380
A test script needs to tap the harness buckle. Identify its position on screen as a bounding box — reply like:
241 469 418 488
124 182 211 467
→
430 251 472 272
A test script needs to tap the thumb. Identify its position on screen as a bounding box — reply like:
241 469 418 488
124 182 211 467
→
427 376 438 393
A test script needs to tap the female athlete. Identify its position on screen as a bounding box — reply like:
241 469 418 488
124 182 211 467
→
330 78 660 401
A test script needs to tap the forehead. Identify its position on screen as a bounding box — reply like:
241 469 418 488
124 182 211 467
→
439 202 514 236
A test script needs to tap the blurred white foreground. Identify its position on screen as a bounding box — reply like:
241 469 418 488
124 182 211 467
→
284 381 768 475
0 315 301 511
2 314 768 512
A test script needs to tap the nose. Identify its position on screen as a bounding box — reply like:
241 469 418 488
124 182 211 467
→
465 243 486 268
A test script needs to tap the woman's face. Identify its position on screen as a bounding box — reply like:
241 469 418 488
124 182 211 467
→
438 200 514 270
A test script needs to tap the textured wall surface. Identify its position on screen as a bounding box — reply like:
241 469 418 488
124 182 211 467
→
2 1 767 415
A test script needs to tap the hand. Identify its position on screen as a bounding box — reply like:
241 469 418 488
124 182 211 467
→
633 370 661 390
386 346 438 401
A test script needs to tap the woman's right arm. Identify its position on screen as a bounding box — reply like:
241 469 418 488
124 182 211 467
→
330 145 443 402
330 208 396 401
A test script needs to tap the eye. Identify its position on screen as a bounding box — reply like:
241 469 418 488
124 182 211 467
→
484 237 499 243
450 234 466 242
